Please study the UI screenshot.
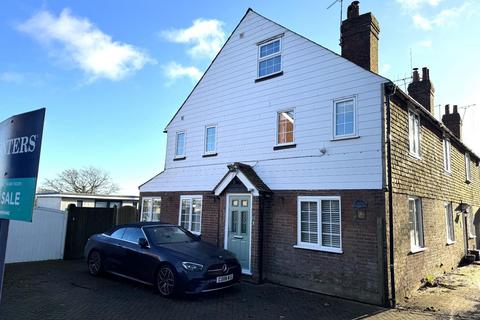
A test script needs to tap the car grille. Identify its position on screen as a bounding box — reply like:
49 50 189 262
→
207 260 239 276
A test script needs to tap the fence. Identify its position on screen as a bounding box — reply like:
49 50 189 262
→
5 208 68 263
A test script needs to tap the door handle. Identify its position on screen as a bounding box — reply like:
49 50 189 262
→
233 236 243 239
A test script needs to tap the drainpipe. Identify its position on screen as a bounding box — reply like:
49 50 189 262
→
385 82 397 308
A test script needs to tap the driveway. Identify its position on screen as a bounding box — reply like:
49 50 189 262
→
0 260 435 320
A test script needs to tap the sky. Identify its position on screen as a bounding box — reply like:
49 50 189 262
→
0 0 479 195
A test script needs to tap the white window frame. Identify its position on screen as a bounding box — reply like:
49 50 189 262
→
178 195 202 235
408 110 421 158
294 196 342 254
175 131 186 158
333 97 357 140
443 139 451 173
275 108 295 146
257 37 282 79
141 197 161 222
204 125 217 155
465 153 472 182
445 202 455 244
409 197 425 252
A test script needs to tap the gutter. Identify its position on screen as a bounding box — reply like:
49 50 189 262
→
385 82 396 308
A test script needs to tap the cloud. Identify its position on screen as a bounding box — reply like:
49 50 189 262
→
413 14 432 30
396 0 442 11
418 40 432 47
18 9 154 81
161 19 226 60
411 2 475 30
163 62 202 83
0 72 25 84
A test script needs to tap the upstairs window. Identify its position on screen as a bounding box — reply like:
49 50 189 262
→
258 38 282 78
205 125 217 154
443 139 451 172
408 110 421 157
409 197 425 251
179 196 202 234
334 98 356 139
175 131 186 158
465 153 472 182
445 202 455 243
277 110 295 145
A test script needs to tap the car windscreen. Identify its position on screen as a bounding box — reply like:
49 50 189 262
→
143 226 196 245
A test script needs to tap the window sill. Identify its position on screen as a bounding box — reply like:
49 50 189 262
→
465 179 472 184
173 156 186 161
410 247 427 254
255 71 283 83
446 240 456 246
293 244 343 254
202 153 217 158
408 152 422 160
273 143 296 151
468 235 476 239
331 135 360 142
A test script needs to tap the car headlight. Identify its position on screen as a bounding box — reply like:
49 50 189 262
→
182 262 204 272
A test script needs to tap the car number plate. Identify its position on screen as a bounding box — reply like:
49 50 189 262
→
216 274 233 283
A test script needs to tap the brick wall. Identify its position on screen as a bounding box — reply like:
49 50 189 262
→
388 94 480 300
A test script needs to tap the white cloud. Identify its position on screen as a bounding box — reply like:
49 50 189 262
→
411 2 475 30
396 0 442 11
413 14 432 30
418 40 432 47
161 19 226 60
18 9 154 81
163 62 202 83
0 72 25 84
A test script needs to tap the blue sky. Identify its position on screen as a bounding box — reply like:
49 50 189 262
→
0 0 478 194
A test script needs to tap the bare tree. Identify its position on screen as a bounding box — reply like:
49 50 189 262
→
40 166 119 194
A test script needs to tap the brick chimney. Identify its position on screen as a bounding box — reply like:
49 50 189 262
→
442 104 462 140
408 67 435 114
341 1 380 73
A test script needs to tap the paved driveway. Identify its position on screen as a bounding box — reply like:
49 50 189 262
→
0 260 435 320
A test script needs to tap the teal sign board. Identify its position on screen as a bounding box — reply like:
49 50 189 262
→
0 109 45 222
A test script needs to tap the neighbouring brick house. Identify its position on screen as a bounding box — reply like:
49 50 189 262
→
139 2 479 306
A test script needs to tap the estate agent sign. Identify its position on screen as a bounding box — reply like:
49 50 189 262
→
0 108 45 222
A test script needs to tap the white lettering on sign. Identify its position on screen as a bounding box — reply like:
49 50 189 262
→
0 135 38 156
0 192 21 206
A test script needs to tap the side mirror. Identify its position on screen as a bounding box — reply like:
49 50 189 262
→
196 234 202 241
138 237 149 248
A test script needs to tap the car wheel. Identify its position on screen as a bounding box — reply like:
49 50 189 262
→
156 265 176 297
88 251 103 276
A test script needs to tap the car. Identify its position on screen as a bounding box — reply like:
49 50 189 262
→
84 222 241 296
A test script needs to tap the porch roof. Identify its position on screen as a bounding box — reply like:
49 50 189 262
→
214 162 271 196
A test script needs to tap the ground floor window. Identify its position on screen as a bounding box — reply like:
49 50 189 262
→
409 197 425 251
179 195 202 234
141 197 161 222
296 196 342 253
445 202 455 243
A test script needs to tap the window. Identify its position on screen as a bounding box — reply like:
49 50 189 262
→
95 201 108 208
276 110 295 145
123 227 145 244
179 196 202 234
205 126 217 154
296 196 342 253
443 139 451 172
175 131 186 158
467 209 476 238
465 153 472 182
76 200 83 208
334 98 356 138
408 110 421 157
110 228 126 240
445 202 455 243
408 197 425 251
141 197 161 222
258 38 281 78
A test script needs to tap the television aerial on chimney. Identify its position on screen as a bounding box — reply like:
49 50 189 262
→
327 0 344 46
435 104 477 122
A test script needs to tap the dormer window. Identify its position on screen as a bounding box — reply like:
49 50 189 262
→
258 38 282 78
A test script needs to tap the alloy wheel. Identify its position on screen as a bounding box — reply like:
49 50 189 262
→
88 251 102 276
157 266 175 296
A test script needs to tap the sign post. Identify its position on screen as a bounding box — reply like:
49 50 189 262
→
0 108 45 304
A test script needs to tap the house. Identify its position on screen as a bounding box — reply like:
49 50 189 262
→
139 2 479 306
36 192 139 211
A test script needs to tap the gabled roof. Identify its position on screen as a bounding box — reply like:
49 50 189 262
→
163 7 388 133
214 162 271 196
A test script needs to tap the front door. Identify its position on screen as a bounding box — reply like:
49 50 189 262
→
226 195 251 273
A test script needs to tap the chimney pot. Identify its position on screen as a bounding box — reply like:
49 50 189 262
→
347 1 360 19
453 105 458 114
445 104 450 114
422 67 429 81
412 68 420 82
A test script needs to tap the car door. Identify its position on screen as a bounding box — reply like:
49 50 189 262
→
104 227 127 273
121 227 158 283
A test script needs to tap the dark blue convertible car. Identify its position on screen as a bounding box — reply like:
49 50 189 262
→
84 222 241 296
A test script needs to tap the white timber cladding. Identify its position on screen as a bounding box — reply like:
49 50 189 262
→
140 10 386 193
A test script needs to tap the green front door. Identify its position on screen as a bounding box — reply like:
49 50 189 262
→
227 195 250 273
